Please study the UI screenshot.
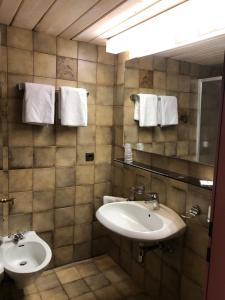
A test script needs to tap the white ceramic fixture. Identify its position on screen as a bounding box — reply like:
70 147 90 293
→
96 201 186 242
1 231 52 287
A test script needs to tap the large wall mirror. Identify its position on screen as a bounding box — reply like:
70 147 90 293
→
123 43 223 166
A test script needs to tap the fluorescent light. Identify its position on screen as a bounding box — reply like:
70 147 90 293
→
106 0 225 58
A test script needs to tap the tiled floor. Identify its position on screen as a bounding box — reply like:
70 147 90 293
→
1 255 150 300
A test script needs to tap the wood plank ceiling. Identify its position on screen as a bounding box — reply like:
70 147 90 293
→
0 0 185 45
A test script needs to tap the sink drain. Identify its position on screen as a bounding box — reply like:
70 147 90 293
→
19 261 27 266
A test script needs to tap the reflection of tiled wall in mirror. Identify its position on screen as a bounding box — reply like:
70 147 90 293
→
123 55 222 162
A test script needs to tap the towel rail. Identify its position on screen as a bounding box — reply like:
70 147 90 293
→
17 83 89 96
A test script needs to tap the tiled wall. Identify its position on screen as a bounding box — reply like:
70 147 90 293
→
122 55 222 161
0 24 115 267
111 53 214 300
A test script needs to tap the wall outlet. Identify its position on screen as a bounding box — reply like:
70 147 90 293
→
85 153 94 161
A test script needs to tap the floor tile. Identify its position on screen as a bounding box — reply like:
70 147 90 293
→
76 262 99 278
63 279 90 298
36 270 60 291
40 286 68 300
56 266 81 284
94 255 116 271
84 273 110 291
94 285 123 300
71 292 98 300
103 266 129 283
114 279 142 297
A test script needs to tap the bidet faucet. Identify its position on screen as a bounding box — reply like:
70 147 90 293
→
145 192 160 210
8 232 25 243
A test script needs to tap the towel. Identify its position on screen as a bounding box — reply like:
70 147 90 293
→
158 96 178 126
59 87 87 126
134 98 140 121
23 82 55 125
103 196 127 205
138 94 158 127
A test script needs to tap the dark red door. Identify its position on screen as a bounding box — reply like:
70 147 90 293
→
206 55 225 300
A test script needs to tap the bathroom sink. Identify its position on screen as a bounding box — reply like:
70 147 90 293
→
96 201 186 242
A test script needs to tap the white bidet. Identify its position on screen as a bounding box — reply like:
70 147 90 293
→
1 231 52 287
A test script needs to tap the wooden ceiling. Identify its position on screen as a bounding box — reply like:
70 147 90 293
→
0 0 185 45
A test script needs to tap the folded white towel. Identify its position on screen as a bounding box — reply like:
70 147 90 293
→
158 96 178 126
134 99 140 121
138 94 158 127
59 87 87 127
23 82 55 125
103 195 127 205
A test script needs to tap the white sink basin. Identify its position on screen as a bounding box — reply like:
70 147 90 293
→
96 201 186 242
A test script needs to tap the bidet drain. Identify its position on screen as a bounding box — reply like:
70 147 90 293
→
19 261 27 266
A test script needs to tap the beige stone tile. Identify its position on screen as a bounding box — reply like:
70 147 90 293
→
75 185 93 205
124 125 138 144
96 127 112 145
117 63 125 85
98 46 115 65
54 245 74 266
95 164 111 183
139 56 153 70
71 292 97 300
153 71 166 89
57 56 77 81
9 191 32 214
55 206 74 228
96 145 112 164
76 165 94 185
54 226 73 248
78 61 96 84
94 255 116 271
34 126 55 146
9 169 32 192
84 273 109 291
166 74 179 91
96 106 113 126
139 70 153 88
9 213 32 233
167 58 179 73
34 147 55 168
96 86 114 106
63 279 90 298
9 146 33 169
33 190 54 212
153 56 166 71
36 271 60 291
56 266 81 284
56 126 76 146
56 147 76 167
33 168 55 191
23 283 39 296
77 126 95 145
97 64 114 86
180 276 203 300
74 223 92 244
57 38 78 58
33 211 54 232
124 68 139 88
78 42 97 62
77 145 95 165
114 279 142 297
34 32 56 54
55 187 75 208
8 123 33 146
23 293 42 300
179 75 191 92
56 167 75 188
34 52 56 78
74 242 92 262
34 76 56 86
40 286 68 300
94 285 122 300
75 204 93 224
103 266 129 283
76 262 99 278
7 26 33 50
94 182 111 199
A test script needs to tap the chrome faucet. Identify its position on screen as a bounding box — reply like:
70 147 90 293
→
145 192 160 210
128 185 145 201
8 232 25 243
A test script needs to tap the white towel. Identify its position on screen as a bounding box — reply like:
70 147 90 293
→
103 196 127 205
138 94 158 127
159 96 178 126
59 87 87 127
23 82 55 125
134 99 140 121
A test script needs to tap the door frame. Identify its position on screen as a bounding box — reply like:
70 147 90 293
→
205 56 225 299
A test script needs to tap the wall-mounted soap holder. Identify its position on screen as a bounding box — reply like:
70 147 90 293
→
181 205 201 219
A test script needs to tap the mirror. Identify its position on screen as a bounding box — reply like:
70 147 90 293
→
123 48 223 166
